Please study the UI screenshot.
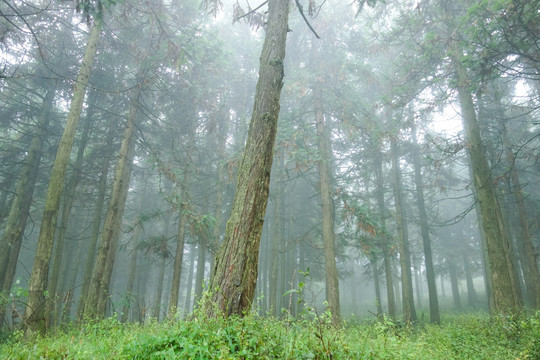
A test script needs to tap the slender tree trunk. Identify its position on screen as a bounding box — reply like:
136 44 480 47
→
121 225 141 323
168 179 190 316
0 85 55 325
84 74 142 319
194 240 207 307
183 245 196 316
24 20 101 334
411 122 440 324
374 147 396 319
448 261 462 310
462 246 478 307
269 153 284 316
390 137 417 323
48 109 92 327
371 253 383 316
207 0 290 317
501 123 540 308
77 123 114 318
153 257 166 320
314 85 341 324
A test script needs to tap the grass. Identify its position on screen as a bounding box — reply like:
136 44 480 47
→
1 311 539 359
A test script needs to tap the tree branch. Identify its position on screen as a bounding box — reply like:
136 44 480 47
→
295 0 320 39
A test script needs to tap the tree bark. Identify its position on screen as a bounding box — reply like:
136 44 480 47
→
374 147 396 319
207 0 290 317
24 19 101 334
84 73 141 319
314 85 341 324
0 85 55 323
444 0 521 316
48 107 92 327
411 122 440 324
448 261 462 310
390 137 417 324
76 121 114 319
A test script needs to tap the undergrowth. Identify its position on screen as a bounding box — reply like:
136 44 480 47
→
0 311 538 359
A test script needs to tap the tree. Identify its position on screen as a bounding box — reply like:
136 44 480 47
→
313 82 341 323
207 0 290 317
24 17 102 334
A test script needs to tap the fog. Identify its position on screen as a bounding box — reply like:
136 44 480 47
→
0 0 538 331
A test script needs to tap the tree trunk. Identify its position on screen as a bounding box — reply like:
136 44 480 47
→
24 20 101 334
183 245 196 316
501 123 540 308
448 261 462 310
390 137 417 324
194 240 207 307
411 122 440 324
84 74 141 319
168 178 190 316
269 153 284 316
462 246 478 307
48 108 92 327
207 0 290 317
374 147 396 319
444 1 521 315
0 85 55 323
371 253 383 316
77 121 114 319
314 85 341 324
121 225 140 323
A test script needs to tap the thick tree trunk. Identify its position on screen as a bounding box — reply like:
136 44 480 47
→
84 76 141 319
390 137 417 324
24 20 101 334
207 0 289 317
314 85 341 324
411 122 440 324
445 1 521 315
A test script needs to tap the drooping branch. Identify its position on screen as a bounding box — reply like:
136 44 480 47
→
295 0 320 39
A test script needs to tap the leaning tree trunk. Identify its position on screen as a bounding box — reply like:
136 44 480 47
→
77 120 114 319
207 0 290 317
411 122 440 324
501 121 540 308
84 75 142 319
444 0 521 316
314 85 341 324
451 48 521 315
391 137 417 324
0 85 55 322
24 19 102 335
48 108 92 328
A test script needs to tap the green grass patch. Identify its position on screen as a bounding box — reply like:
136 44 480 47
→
1 312 538 359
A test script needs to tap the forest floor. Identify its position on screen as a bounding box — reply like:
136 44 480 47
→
0 311 538 359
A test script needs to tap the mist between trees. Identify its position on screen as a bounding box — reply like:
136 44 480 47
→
0 0 539 336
